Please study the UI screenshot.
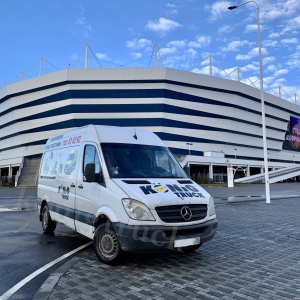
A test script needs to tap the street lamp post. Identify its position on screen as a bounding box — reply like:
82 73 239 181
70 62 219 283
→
186 143 193 156
228 1 271 203
186 143 193 177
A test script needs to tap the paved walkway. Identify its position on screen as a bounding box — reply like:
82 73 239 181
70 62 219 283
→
30 183 300 300
1 182 299 202
0 187 36 199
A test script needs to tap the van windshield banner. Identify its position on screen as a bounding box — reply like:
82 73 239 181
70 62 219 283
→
282 116 300 152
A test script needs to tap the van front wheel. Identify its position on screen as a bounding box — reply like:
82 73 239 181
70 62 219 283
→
41 204 56 234
94 223 123 265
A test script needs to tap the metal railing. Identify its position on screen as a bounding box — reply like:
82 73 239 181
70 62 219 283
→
234 165 300 184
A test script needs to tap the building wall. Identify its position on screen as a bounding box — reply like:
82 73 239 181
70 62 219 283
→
0 67 299 170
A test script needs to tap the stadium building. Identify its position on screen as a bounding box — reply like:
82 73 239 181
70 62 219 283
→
0 67 299 186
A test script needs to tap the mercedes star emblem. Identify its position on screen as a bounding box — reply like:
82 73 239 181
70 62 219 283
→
181 206 192 221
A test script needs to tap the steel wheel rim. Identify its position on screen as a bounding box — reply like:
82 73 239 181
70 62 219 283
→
99 232 118 258
42 208 48 229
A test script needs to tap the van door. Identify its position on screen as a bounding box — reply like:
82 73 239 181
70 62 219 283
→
75 143 102 238
40 147 78 230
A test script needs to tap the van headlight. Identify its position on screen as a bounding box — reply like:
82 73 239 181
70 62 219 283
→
122 199 155 221
208 196 216 216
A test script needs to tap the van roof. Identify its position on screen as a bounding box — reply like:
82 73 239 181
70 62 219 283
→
94 125 165 146
45 125 166 149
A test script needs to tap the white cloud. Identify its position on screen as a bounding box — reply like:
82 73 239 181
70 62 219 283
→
218 24 234 34
266 64 277 72
126 38 152 50
159 46 177 56
187 48 197 59
241 76 260 88
156 40 187 57
131 52 142 59
274 69 289 77
236 47 267 61
167 40 186 48
263 40 278 48
236 54 252 61
245 24 258 33
95 53 107 60
279 85 300 98
70 53 79 61
288 15 300 29
165 3 178 15
221 40 250 52
192 65 222 76
281 38 298 45
262 0 300 21
263 56 276 64
240 63 259 73
206 1 232 21
75 17 85 26
268 32 280 39
263 76 276 86
162 54 187 69
188 35 212 48
286 50 300 69
145 17 182 32
222 67 241 80
74 16 94 38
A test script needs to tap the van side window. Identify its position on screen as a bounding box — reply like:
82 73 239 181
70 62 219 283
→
83 145 101 175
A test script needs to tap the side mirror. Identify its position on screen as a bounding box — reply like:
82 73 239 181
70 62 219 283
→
84 163 96 182
184 165 191 178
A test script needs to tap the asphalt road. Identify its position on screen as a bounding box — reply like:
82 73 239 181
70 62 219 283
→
0 192 90 300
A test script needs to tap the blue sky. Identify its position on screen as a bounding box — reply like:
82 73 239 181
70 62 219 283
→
1 0 299 101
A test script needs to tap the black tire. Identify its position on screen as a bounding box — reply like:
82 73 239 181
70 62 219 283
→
181 243 202 253
41 204 57 234
94 223 123 265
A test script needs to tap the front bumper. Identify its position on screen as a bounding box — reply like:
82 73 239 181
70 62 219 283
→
113 218 218 252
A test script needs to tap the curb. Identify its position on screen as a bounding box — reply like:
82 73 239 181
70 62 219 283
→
213 194 300 205
32 257 80 300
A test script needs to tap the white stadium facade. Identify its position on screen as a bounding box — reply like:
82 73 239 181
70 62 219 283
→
0 67 300 185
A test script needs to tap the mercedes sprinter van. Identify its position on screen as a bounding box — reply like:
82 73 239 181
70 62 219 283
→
37 125 217 264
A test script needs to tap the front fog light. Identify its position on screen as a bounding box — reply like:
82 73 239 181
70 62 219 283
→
209 197 216 216
122 199 155 221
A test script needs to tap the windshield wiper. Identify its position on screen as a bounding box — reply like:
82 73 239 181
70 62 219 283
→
159 176 182 178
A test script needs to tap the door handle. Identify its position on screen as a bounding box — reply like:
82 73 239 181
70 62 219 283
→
70 183 75 187
78 184 83 189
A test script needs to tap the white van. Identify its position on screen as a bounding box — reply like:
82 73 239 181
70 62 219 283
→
37 125 217 264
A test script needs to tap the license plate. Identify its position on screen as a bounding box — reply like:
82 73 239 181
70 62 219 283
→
174 237 200 248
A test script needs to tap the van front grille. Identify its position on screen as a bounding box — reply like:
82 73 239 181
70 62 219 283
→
155 204 207 223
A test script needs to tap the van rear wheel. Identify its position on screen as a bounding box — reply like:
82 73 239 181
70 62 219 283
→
41 204 56 234
94 223 123 265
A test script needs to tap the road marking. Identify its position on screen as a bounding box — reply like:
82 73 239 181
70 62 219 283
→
0 208 18 212
0 241 92 300
0 208 35 212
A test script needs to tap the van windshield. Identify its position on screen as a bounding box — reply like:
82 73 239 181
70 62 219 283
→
101 143 187 179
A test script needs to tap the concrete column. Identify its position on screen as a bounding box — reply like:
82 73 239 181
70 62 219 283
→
227 165 234 187
8 165 12 177
247 165 250 176
209 163 213 180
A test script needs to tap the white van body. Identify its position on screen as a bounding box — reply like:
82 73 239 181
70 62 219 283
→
37 125 217 264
